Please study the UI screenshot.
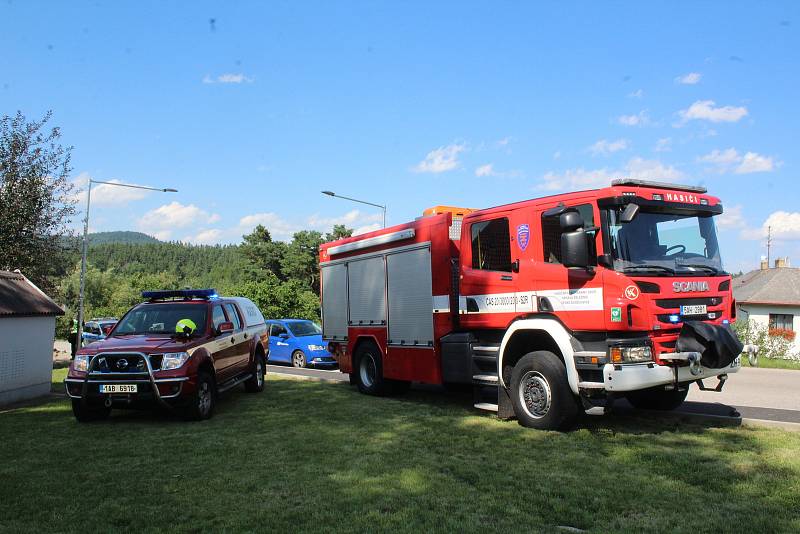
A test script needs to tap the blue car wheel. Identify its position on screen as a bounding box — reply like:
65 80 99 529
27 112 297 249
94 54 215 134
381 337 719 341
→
291 350 306 368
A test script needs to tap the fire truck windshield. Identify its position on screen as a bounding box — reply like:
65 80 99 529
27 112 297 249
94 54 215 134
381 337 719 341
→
606 207 724 276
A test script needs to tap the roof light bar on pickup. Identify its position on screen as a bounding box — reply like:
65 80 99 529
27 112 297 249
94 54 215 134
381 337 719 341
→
141 289 219 300
327 229 415 256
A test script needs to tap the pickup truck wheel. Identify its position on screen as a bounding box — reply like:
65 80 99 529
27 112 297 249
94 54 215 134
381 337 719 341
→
71 400 111 422
244 353 266 393
185 371 216 421
354 342 391 396
510 352 578 430
291 350 307 368
625 386 689 411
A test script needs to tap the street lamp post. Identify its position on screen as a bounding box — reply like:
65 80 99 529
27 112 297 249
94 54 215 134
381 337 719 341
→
76 179 177 347
321 190 386 229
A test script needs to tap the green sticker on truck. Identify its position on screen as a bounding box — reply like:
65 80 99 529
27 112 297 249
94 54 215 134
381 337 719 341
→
611 307 622 322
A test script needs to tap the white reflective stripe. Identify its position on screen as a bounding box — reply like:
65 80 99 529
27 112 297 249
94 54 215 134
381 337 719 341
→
459 291 538 314
536 287 603 311
432 295 450 313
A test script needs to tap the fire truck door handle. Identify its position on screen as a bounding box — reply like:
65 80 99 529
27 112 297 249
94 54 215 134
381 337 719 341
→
231 337 235 344
501 275 513 281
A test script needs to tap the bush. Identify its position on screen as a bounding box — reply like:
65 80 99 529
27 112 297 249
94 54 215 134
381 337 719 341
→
734 320 799 361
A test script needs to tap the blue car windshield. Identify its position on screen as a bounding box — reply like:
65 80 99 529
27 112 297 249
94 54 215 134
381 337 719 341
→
287 321 322 337
113 304 208 336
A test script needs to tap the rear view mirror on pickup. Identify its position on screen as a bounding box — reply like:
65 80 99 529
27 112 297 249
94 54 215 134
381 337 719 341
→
620 203 640 223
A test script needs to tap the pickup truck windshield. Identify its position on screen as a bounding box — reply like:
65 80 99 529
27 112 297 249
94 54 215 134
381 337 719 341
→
606 207 724 275
113 303 208 336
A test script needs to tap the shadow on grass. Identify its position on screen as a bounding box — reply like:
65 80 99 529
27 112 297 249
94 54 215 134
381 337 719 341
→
1 376 798 533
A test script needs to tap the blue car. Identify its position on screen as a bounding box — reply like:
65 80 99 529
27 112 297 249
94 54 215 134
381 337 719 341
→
266 319 337 368
81 318 118 347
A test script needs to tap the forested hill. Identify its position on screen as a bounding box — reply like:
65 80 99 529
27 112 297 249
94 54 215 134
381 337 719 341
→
88 231 160 245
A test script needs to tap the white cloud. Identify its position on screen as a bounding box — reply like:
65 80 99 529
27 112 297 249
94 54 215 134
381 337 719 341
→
675 72 702 85
237 209 385 242
475 163 495 177
742 211 800 241
736 152 775 174
654 138 672 152
698 148 776 174
715 205 746 231
353 223 382 236
552 151 562 160
184 229 223 245
72 173 152 206
413 143 466 173
677 100 748 124
627 89 644 99
496 137 511 147
617 110 650 127
138 202 221 240
238 212 299 240
538 157 683 192
202 73 253 84
588 138 629 156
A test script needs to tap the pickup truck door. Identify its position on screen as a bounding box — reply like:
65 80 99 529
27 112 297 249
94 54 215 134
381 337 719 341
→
224 303 251 375
210 304 238 381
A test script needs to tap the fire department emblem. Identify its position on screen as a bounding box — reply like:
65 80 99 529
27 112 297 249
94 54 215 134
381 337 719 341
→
516 224 530 251
624 285 640 300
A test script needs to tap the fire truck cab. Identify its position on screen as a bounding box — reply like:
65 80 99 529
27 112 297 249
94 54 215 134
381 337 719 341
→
319 180 754 430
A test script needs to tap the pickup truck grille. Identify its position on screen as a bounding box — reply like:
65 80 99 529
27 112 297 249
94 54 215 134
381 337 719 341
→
94 353 148 373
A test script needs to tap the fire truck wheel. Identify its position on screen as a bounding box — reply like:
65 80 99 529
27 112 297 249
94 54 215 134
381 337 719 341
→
292 350 307 368
510 352 578 430
625 386 689 411
244 353 266 393
184 371 216 421
354 341 391 396
71 400 111 422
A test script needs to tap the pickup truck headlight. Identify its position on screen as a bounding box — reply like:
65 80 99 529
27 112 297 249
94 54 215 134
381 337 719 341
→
610 345 653 364
308 344 326 352
73 355 90 372
161 352 191 370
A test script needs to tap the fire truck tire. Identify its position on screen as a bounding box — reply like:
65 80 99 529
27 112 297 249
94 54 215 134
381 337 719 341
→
244 353 266 393
184 371 216 421
625 386 689 411
71 400 111 422
510 352 578 430
354 341 392 396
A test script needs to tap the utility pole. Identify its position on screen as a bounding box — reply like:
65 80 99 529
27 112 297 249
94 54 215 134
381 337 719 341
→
766 225 772 267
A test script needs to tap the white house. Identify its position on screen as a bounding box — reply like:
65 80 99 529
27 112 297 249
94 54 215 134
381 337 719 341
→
0 271 64 405
733 258 800 354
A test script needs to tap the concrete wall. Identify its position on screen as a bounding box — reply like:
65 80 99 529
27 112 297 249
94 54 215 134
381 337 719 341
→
738 304 800 353
0 316 56 405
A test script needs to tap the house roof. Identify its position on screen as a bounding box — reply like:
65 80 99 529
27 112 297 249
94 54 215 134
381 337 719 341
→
733 267 800 306
0 271 64 318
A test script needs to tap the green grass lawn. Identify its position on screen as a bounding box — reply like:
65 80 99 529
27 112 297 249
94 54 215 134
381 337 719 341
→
3 372 800 533
743 357 800 371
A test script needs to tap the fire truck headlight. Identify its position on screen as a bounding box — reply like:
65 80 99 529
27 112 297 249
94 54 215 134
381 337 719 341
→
609 345 653 364
73 355 90 372
161 352 191 370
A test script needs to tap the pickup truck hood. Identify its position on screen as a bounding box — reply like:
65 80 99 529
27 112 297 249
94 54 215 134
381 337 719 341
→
78 334 203 355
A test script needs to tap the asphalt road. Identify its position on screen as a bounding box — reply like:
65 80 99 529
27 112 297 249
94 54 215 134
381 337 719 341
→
267 364 800 426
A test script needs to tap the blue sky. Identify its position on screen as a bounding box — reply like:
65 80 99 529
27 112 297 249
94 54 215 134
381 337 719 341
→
2 1 798 272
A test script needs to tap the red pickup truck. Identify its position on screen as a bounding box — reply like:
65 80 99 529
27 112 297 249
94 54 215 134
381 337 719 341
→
65 289 269 422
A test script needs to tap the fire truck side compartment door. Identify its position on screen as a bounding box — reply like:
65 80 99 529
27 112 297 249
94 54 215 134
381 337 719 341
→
348 257 387 326
386 247 434 346
321 263 348 340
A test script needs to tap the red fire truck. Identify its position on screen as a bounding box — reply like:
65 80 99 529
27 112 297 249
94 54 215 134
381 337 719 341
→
319 180 753 430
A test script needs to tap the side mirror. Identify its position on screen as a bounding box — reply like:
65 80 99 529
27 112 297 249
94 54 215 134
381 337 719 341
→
560 210 584 231
279 333 290 340
217 322 234 335
561 231 590 268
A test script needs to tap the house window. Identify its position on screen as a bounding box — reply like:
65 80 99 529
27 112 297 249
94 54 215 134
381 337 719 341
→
471 218 512 272
769 313 794 331
542 204 596 264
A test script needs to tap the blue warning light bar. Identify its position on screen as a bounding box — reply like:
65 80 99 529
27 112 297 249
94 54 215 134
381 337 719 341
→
142 289 219 301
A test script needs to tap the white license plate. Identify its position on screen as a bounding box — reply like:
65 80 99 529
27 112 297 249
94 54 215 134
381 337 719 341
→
99 384 137 394
681 304 707 316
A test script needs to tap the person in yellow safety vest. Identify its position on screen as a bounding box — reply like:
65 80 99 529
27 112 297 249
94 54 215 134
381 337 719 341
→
69 319 79 358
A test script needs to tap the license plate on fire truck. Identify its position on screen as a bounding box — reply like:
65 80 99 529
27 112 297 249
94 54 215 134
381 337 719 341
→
680 304 707 316
99 384 137 394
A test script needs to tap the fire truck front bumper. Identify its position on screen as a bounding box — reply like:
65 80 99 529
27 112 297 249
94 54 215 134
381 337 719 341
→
601 353 744 393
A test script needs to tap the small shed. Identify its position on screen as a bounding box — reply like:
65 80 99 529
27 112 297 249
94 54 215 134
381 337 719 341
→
0 271 64 405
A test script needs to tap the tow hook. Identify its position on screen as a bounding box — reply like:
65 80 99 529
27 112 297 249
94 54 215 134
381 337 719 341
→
687 353 702 376
698 373 728 392
104 396 113 408
743 344 759 367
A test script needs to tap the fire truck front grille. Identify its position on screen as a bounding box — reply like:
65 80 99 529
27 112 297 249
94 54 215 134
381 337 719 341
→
655 297 723 309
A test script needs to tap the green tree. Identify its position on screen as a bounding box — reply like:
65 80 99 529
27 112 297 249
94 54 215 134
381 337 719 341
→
231 274 320 321
0 111 76 292
325 224 353 242
240 225 288 280
281 230 324 293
